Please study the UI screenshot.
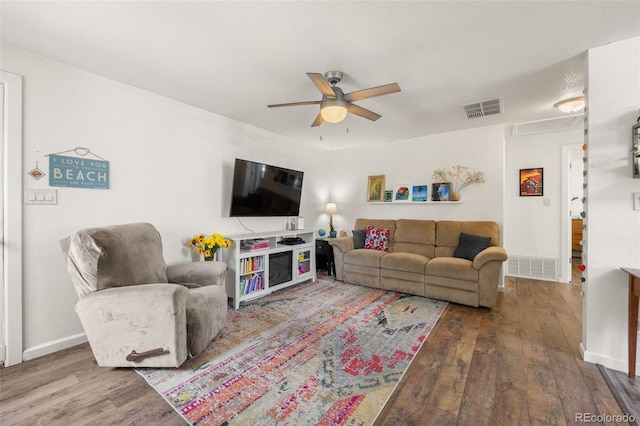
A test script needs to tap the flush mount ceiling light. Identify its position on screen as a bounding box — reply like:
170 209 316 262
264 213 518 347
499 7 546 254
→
554 96 585 113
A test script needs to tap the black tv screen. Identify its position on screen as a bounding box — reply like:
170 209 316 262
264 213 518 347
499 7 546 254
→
229 159 304 217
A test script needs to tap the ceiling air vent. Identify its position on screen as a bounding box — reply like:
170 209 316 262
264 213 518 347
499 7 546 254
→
462 98 502 119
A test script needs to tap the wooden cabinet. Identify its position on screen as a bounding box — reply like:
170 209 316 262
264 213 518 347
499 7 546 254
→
221 230 316 309
572 219 583 252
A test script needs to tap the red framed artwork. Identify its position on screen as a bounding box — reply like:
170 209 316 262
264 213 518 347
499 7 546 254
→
520 168 543 196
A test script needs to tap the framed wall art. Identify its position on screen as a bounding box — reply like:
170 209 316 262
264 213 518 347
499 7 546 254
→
519 168 543 196
392 184 411 203
384 190 393 202
411 184 428 202
367 175 385 202
432 182 451 201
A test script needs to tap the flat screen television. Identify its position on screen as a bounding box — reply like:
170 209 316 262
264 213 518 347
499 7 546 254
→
229 158 304 217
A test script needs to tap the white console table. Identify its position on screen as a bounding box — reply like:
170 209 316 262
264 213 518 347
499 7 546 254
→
220 229 316 309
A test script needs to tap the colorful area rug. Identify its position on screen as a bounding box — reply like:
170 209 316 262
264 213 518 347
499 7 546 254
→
137 278 448 425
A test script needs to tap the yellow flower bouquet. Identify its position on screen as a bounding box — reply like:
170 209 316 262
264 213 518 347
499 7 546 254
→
189 232 231 261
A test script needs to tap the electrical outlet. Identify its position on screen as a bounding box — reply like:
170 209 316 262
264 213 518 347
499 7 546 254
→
634 192 640 211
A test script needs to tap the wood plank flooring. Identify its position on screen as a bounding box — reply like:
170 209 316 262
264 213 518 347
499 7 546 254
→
0 276 627 426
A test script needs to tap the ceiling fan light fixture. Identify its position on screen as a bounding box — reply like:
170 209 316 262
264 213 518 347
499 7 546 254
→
320 98 348 123
554 96 585 113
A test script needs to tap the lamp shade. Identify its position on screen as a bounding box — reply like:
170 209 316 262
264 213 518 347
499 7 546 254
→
325 202 337 215
554 96 585 113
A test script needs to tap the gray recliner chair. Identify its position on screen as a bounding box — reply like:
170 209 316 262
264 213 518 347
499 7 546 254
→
61 222 228 367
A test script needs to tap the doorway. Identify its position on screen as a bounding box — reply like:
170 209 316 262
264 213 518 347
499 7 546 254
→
561 143 584 284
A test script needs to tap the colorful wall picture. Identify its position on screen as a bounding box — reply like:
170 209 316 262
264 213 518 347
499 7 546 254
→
411 184 428 202
520 168 543 196
393 184 411 202
432 182 451 201
367 175 385 202
384 190 393 202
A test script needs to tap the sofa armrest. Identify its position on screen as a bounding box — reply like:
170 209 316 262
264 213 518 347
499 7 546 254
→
75 283 189 367
472 246 508 269
328 237 354 253
167 261 227 287
328 237 354 281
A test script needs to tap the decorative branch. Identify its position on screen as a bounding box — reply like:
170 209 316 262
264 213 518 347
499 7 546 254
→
432 165 485 193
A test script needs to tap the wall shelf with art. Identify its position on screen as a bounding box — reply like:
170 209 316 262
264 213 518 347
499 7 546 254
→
366 201 464 205
366 167 484 203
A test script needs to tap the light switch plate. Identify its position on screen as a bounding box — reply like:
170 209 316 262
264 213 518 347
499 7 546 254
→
634 192 640 211
25 188 57 205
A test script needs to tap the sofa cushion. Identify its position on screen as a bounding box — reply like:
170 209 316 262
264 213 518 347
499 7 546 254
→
344 248 387 268
380 252 430 274
424 257 479 281
364 225 390 252
453 232 491 261
435 221 499 257
393 219 436 258
352 229 366 249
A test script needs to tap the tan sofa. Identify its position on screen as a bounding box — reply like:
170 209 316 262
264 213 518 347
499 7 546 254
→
329 218 508 308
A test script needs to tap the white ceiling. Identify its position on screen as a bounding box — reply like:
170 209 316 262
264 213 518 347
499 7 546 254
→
1 1 639 150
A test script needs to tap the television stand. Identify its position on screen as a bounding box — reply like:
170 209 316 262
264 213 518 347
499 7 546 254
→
220 229 316 309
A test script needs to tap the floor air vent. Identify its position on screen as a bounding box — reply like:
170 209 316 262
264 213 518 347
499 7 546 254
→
462 98 502 119
506 256 558 282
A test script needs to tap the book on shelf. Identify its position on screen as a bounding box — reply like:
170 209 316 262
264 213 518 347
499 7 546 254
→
240 239 271 251
240 256 264 274
240 273 263 295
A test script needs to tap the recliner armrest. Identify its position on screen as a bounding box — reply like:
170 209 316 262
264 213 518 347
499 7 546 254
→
167 261 227 287
472 246 508 269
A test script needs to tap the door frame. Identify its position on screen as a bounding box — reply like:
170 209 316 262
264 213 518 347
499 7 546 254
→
560 143 583 284
1 70 23 366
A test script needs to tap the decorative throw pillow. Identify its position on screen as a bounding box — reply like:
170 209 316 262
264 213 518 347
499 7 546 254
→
364 225 390 252
352 229 366 249
453 232 491 261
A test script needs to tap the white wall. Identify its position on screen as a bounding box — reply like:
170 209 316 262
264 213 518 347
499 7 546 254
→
2 45 331 359
327 124 506 233
504 128 583 275
582 36 640 373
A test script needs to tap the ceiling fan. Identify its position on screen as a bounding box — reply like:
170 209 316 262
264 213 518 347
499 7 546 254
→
267 71 401 127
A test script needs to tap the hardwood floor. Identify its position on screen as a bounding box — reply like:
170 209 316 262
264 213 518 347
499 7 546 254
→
1 276 626 426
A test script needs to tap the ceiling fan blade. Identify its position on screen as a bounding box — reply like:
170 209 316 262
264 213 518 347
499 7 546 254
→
307 73 337 98
343 83 401 103
311 112 324 127
347 103 382 121
267 100 322 108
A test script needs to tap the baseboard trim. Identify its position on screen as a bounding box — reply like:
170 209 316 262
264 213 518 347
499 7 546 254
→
23 333 87 361
582 343 637 374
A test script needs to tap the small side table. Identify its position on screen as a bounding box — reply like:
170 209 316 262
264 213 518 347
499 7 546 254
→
315 239 335 276
621 267 639 379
